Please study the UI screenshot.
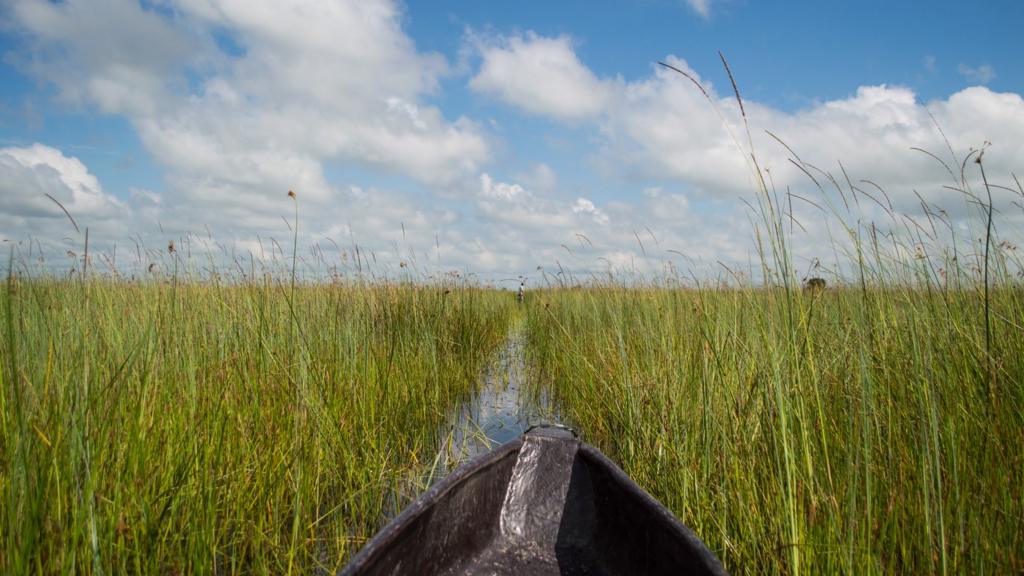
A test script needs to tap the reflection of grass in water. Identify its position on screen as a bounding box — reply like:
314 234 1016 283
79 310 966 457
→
447 421 496 462
430 325 555 476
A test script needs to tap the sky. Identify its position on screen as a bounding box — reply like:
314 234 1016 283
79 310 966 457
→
1 0 1022 285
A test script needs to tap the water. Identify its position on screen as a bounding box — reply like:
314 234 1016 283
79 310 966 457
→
432 329 562 475
377 328 563 527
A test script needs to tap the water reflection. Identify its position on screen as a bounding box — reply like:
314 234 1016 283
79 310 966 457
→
434 330 561 476
378 330 563 529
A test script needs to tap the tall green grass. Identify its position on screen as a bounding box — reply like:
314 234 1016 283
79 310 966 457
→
0 275 514 573
526 282 1022 572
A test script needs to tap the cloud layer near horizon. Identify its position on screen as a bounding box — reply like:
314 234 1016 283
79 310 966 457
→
3 1 1022 281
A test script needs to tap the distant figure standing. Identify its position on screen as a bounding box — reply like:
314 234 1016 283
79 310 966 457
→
517 280 525 303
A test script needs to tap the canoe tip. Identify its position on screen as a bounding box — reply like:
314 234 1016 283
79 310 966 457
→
524 423 578 440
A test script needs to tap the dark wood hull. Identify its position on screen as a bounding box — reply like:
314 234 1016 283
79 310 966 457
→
340 426 727 575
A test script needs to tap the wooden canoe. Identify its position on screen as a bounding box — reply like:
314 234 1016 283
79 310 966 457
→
340 426 727 575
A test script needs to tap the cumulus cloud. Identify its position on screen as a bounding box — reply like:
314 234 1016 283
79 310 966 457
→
478 173 574 228
468 34 1023 208
470 32 615 120
464 33 1024 277
571 198 609 225
153 1 489 187
0 144 129 246
515 163 558 195
7 0 489 240
6 0 198 117
468 173 754 279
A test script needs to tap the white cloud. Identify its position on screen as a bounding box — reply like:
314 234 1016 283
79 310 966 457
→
685 0 712 18
470 32 614 120
465 34 1024 278
643 187 691 221
6 0 199 117
472 34 1023 211
4 0 506 278
515 163 558 195
571 198 609 225
480 173 528 201
958 63 996 84
467 173 753 279
478 173 573 228
8 0 490 238
0 144 129 246
608 64 1024 269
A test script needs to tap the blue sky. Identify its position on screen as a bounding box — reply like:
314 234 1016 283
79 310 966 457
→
1 0 1022 283
405 0 1022 105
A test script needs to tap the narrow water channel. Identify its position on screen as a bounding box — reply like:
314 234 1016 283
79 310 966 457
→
377 326 563 530
433 326 562 474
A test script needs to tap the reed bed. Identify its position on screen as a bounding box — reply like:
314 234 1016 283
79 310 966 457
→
0 276 514 574
524 278 1023 573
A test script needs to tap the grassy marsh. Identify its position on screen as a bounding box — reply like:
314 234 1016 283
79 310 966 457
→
524 280 1023 573
1 278 514 573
